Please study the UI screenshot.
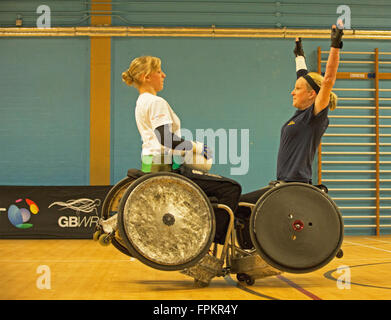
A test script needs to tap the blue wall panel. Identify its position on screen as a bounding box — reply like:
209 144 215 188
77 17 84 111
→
0 38 90 185
0 1 89 27
110 0 391 29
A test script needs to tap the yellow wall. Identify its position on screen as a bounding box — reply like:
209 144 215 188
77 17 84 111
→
90 0 111 185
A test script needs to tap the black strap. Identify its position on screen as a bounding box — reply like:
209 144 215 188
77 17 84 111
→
296 69 308 79
303 74 320 94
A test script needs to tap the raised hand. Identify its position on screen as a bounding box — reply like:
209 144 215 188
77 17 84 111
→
331 20 344 49
294 37 305 57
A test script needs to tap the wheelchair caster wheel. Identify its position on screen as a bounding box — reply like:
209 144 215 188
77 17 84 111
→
93 230 101 242
245 276 255 286
336 249 344 259
99 233 111 246
237 273 255 286
193 279 210 288
236 273 246 282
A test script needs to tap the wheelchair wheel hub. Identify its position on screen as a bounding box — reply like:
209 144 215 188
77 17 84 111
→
162 213 175 226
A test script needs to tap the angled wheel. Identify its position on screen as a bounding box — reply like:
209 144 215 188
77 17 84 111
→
117 172 216 271
101 176 137 220
98 233 111 246
93 230 101 242
336 249 344 259
99 176 139 256
245 276 255 286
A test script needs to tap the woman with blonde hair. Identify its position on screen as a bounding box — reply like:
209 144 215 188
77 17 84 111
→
235 24 343 249
122 55 242 249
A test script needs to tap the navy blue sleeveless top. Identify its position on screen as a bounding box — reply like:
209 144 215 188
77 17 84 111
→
276 104 329 183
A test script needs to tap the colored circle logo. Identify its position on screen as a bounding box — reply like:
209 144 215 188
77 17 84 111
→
8 198 39 229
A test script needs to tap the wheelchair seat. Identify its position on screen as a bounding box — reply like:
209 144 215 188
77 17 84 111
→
127 168 146 179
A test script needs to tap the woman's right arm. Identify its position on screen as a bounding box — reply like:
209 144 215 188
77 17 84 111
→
154 124 211 159
314 24 343 115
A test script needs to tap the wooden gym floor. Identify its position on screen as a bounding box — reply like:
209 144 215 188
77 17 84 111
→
1 235 390 300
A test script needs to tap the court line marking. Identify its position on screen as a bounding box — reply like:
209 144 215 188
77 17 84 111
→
224 275 280 300
344 240 391 254
276 275 322 300
224 274 322 301
324 262 391 290
0 259 133 263
364 237 391 245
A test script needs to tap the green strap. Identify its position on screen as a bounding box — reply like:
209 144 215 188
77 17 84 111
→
172 155 182 170
141 155 154 173
141 154 181 173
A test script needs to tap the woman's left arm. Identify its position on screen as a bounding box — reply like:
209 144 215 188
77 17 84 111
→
314 24 343 116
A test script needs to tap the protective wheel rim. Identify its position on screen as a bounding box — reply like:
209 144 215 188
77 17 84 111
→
118 173 215 270
250 183 344 273
101 177 135 219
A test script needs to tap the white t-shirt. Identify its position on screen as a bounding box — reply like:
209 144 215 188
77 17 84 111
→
135 92 181 156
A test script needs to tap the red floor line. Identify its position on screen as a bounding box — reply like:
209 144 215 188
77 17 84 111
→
276 275 322 300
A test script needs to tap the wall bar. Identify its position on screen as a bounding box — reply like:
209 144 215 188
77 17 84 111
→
344 225 376 228
323 170 391 173
334 88 375 91
328 115 375 119
336 198 391 201
344 216 391 218
329 188 391 191
324 134 375 137
375 48 380 236
322 60 375 64
323 161 391 164
322 142 391 145
323 179 391 182
341 208 391 210
336 107 374 109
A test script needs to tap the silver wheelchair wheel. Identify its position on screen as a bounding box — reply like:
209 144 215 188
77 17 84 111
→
117 172 216 271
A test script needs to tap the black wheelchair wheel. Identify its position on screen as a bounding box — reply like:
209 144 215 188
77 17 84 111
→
250 182 344 274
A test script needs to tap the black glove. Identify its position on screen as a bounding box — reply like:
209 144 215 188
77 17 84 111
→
293 37 305 57
331 24 344 49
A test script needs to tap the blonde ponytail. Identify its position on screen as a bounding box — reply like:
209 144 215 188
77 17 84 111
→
122 56 161 88
329 91 338 111
122 70 134 87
